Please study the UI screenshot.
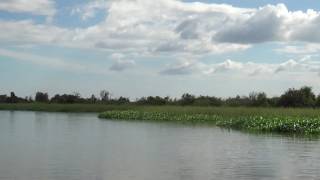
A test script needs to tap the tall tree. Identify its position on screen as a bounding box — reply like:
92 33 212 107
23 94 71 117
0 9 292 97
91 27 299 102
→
35 92 49 103
100 90 110 102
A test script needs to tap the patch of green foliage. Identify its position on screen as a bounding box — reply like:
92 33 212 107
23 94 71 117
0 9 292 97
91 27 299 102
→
99 109 320 134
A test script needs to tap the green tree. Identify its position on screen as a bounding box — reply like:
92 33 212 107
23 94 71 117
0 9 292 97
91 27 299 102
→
279 86 316 107
9 92 18 103
316 95 320 107
249 92 268 107
300 86 316 107
180 93 195 105
35 92 49 103
100 90 110 102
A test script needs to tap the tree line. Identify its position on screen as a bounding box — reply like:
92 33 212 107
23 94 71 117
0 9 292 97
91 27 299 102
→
1 86 320 108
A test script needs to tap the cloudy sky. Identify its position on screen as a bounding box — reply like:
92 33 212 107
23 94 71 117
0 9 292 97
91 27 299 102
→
1 0 320 99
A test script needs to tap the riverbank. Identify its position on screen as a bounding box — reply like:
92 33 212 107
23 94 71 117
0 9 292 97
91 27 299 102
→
1 103 320 133
0 103 132 112
1 103 320 115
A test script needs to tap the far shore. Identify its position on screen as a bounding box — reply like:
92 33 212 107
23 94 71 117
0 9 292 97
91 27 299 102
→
0 103 319 115
2 103 320 134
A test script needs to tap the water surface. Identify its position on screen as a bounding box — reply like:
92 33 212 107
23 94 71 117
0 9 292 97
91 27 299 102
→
0 111 320 180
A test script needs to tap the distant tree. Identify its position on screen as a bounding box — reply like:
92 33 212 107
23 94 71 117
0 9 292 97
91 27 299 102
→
8 91 18 103
150 96 167 105
136 96 167 105
316 95 320 107
50 94 81 104
164 96 171 103
73 92 81 98
226 95 250 107
28 96 34 103
35 92 49 103
90 94 97 104
249 92 268 107
179 93 196 105
279 86 316 107
117 96 130 104
300 86 316 107
0 94 7 103
268 97 280 107
100 90 110 102
194 96 223 106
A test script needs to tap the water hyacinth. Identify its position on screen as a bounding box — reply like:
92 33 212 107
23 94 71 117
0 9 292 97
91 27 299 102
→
99 110 320 134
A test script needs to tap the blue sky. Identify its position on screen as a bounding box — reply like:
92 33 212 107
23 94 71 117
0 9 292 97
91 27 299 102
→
0 0 320 99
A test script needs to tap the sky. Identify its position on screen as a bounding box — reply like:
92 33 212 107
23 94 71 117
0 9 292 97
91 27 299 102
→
1 0 320 99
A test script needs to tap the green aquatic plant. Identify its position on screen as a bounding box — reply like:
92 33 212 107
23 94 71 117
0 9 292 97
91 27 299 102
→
99 110 320 134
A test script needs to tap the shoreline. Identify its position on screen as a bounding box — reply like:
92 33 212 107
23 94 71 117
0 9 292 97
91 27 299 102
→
1 103 320 134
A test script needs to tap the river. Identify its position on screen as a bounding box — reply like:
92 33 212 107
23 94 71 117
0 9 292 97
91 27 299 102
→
0 111 319 180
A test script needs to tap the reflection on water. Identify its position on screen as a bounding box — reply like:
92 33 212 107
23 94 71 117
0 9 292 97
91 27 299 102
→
0 111 320 180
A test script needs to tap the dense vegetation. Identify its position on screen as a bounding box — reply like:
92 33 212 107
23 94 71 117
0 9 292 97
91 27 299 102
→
1 95 320 134
99 109 320 134
1 86 320 108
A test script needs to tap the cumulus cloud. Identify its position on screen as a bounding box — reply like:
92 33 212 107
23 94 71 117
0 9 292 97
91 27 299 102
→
210 59 244 73
274 59 298 73
71 0 111 21
211 4 320 44
0 0 56 17
160 56 320 76
0 0 252 54
214 4 285 43
160 60 201 75
109 53 135 71
2 1 320 56
0 20 71 45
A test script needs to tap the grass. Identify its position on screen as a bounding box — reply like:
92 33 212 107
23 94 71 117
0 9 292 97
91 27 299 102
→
1 103 320 116
0 103 132 112
2 103 320 134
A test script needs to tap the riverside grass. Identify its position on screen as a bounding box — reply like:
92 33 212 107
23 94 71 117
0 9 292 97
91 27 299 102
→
1 103 320 134
0 103 132 112
99 110 320 134
1 103 320 116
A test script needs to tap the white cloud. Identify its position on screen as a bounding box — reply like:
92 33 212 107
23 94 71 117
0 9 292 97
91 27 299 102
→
160 56 320 76
274 59 298 73
109 53 135 71
214 4 286 43
160 59 201 75
276 44 320 54
0 20 71 45
71 0 110 21
109 59 135 71
0 48 110 75
2 1 320 56
210 59 244 73
0 0 253 55
211 4 320 44
0 0 56 17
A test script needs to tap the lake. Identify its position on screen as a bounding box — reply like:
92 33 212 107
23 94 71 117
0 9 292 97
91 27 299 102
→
0 111 320 180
